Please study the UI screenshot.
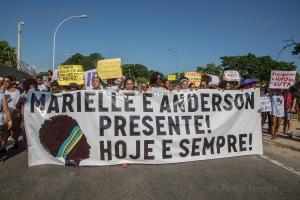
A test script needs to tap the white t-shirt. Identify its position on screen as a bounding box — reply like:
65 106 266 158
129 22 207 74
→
271 94 285 117
38 84 49 92
4 89 20 110
85 86 104 90
105 86 119 92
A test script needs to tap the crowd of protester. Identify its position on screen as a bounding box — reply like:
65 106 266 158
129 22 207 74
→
261 87 298 140
0 70 298 156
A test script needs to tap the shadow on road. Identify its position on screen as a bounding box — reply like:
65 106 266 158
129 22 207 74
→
0 141 27 162
262 127 300 142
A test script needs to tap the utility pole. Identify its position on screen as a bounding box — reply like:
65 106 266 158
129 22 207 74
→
17 21 24 70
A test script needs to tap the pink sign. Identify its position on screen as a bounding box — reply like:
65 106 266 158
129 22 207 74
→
224 70 240 81
269 70 296 89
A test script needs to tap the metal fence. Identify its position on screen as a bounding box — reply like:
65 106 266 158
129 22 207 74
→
19 60 37 77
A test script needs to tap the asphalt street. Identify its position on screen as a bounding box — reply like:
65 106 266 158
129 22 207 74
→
0 140 299 200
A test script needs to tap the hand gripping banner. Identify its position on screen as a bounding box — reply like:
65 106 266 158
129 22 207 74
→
24 89 263 166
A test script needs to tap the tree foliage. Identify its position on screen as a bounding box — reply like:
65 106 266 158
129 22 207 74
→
38 71 48 76
122 64 162 84
0 40 17 68
292 43 300 55
196 63 224 76
122 64 148 77
61 53 104 71
122 64 151 84
220 53 296 84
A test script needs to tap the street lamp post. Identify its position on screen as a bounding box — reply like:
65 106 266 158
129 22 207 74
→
168 49 179 79
52 15 87 72
17 21 24 70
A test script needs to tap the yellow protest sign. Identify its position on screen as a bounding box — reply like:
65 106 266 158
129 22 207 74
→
58 65 84 86
184 71 202 87
168 74 177 81
97 58 123 80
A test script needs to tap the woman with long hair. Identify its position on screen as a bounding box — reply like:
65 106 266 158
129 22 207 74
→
122 77 136 91
147 72 165 92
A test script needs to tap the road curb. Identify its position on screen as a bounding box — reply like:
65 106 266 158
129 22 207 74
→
263 137 300 152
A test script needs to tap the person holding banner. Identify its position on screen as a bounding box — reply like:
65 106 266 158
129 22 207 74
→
179 78 189 90
50 80 61 93
147 72 165 92
122 77 136 91
106 79 120 92
36 75 49 92
16 78 38 143
218 80 232 90
67 83 82 91
91 76 104 90
164 80 172 91
271 89 285 139
139 83 148 92
225 82 233 90
189 83 196 89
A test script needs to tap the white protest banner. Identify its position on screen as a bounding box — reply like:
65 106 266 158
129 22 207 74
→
269 70 296 89
260 96 271 112
24 89 262 166
84 69 97 87
224 70 241 81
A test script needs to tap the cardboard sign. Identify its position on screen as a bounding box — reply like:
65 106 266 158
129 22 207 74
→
168 74 177 81
184 71 202 87
224 70 240 81
97 58 123 80
269 70 296 89
260 96 271 112
84 69 97 87
206 74 221 87
58 65 84 86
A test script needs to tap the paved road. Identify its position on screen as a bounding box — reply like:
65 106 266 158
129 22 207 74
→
0 140 299 200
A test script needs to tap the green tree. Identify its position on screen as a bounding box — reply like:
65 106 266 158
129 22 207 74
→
220 53 296 85
296 73 300 82
122 64 148 77
0 40 17 68
122 64 151 84
148 69 157 80
62 53 104 71
38 71 48 76
196 63 224 76
177 71 185 80
292 43 300 55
